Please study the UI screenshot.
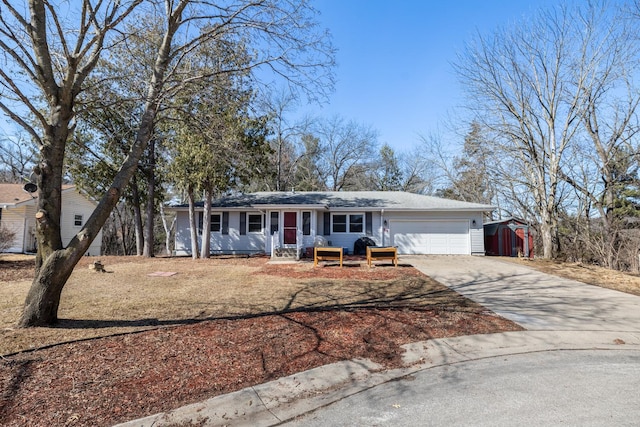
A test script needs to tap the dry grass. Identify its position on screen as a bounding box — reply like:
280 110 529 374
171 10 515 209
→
503 257 640 296
0 255 463 355
6 253 639 357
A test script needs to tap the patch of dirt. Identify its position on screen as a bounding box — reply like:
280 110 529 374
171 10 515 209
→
1 255 524 426
0 256 35 282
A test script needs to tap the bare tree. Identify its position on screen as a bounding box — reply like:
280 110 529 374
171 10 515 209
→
398 148 436 194
0 134 36 183
417 132 464 196
314 116 378 191
0 0 142 327
0 0 334 327
559 4 640 269
454 2 621 258
259 90 303 191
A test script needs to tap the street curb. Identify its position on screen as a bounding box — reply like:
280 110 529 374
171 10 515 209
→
114 330 640 427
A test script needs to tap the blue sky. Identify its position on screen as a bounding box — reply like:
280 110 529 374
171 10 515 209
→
303 0 560 153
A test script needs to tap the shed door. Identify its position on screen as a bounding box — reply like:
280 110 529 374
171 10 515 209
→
391 220 470 255
283 212 297 245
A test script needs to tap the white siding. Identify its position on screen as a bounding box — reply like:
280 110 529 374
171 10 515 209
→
174 210 192 255
1 188 101 255
470 227 485 254
1 207 28 252
174 210 266 256
209 211 265 254
314 211 383 254
60 189 102 256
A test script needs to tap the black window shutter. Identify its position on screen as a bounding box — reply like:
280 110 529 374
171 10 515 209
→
366 212 373 236
222 212 229 235
323 212 331 236
302 212 311 235
240 212 246 235
270 212 279 234
198 212 203 233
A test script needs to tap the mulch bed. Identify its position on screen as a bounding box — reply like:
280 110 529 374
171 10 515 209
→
0 259 35 282
0 306 521 427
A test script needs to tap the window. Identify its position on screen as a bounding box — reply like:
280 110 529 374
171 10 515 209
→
332 213 364 233
248 214 262 233
74 214 83 227
349 214 363 233
332 214 347 233
302 211 311 235
210 214 221 232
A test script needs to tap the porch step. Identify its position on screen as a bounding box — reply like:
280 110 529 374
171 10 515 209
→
272 248 299 259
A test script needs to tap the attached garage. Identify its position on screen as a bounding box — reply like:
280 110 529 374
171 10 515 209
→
390 220 470 255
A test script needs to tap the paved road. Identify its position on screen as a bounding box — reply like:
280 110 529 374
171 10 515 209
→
118 256 640 427
284 350 640 427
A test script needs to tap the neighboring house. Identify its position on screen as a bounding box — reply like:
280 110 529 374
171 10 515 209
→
172 191 495 257
0 183 102 255
484 217 534 258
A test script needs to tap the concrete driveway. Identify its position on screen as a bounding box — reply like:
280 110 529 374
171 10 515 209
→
405 255 640 332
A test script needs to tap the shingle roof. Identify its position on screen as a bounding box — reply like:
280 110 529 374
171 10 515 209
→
174 191 495 212
0 183 76 207
0 183 36 206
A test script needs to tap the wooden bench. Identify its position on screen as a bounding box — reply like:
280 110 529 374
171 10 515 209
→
314 247 343 267
367 246 398 267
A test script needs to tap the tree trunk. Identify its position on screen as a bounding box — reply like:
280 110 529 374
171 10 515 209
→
18 0 186 327
201 188 212 259
160 204 175 256
187 187 200 259
112 207 127 255
539 207 560 259
143 139 156 257
19 250 82 326
131 179 144 256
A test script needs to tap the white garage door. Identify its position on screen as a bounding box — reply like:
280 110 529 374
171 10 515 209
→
391 220 470 255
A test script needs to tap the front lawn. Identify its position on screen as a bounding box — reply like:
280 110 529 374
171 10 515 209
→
0 255 521 426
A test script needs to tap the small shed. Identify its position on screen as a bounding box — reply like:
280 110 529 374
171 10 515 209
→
484 218 534 258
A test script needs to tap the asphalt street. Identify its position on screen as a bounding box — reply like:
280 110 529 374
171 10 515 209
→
283 349 640 426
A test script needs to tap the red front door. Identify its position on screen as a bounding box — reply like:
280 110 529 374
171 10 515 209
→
283 212 297 244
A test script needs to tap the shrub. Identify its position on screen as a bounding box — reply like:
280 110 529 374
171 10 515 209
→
0 226 17 252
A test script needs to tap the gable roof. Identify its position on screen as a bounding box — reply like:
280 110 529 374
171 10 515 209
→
0 183 36 207
483 217 530 226
0 183 76 208
173 191 495 212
